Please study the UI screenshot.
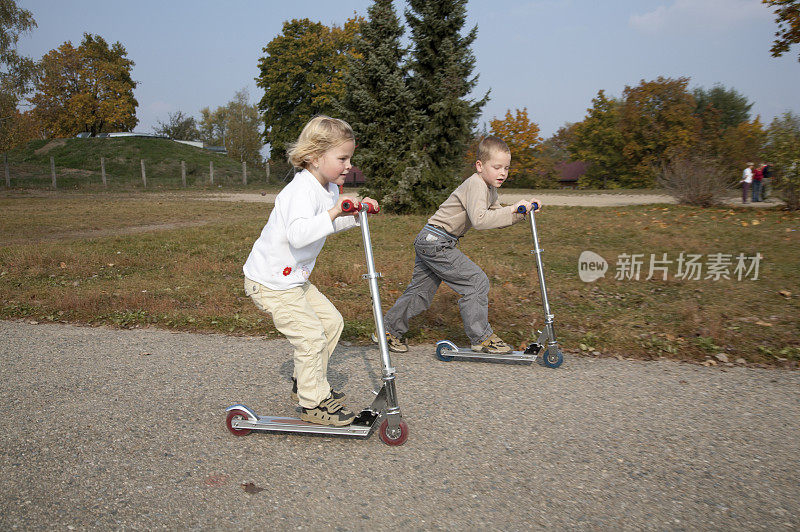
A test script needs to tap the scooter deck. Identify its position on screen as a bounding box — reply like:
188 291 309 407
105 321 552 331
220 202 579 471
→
447 350 536 363
436 341 538 364
227 404 380 438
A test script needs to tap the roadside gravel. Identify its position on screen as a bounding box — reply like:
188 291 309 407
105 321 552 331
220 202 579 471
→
1 320 797 530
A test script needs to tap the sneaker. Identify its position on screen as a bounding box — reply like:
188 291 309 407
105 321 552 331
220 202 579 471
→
292 378 344 403
371 331 408 353
471 333 513 354
300 394 355 426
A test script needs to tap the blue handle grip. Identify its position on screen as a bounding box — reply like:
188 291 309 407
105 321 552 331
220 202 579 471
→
516 202 539 214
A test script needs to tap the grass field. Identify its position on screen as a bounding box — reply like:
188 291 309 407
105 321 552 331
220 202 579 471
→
1 191 798 367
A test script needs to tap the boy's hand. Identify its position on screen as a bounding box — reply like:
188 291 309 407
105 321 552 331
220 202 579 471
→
513 199 541 214
512 199 529 213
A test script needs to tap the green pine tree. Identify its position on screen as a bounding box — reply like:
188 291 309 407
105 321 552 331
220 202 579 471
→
336 0 416 206
400 0 488 211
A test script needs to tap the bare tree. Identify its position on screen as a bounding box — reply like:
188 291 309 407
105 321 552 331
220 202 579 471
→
153 110 199 140
658 155 733 207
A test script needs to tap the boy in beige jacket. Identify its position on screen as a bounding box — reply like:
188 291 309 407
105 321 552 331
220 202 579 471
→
376 136 541 353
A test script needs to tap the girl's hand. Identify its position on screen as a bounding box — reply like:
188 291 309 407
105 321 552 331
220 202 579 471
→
529 197 543 212
361 197 379 213
329 197 358 220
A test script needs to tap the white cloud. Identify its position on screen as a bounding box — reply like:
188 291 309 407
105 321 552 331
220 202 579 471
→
630 0 770 34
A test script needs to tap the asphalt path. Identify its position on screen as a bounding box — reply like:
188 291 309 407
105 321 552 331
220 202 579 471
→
1 320 798 530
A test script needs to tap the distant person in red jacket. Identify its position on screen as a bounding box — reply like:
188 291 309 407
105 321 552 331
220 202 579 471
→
752 163 763 202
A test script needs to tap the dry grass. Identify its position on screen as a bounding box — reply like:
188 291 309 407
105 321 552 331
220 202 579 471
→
1 191 799 367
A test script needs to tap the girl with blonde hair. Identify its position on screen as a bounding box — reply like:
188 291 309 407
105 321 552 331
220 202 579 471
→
242 115 378 426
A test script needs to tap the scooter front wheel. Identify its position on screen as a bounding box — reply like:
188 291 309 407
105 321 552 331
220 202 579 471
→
541 348 563 369
435 341 456 362
226 409 252 436
379 418 409 446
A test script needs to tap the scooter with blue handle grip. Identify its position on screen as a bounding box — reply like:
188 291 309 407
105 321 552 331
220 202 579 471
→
434 201 564 368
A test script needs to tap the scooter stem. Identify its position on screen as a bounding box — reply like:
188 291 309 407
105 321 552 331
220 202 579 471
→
357 204 396 378
528 210 557 344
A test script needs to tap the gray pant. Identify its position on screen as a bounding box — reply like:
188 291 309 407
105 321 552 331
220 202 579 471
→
384 225 493 345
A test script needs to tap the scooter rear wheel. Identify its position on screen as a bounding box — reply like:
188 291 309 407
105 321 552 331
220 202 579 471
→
379 418 409 446
226 409 252 436
541 348 563 368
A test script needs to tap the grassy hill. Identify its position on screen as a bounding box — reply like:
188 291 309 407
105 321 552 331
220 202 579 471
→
4 137 275 191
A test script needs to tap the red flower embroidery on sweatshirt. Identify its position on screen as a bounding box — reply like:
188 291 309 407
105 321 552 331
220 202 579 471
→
282 267 292 276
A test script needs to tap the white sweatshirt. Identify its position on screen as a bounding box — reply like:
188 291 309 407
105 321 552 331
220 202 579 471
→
742 167 753 184
243 169 358 290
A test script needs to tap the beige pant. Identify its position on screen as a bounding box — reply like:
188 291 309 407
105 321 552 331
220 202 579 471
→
244 277 343 409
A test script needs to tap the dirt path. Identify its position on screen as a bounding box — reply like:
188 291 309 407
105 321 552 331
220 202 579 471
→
2 220 211 244
1 320 797 529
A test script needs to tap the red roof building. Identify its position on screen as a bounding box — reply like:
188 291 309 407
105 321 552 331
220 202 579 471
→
555 161 588 189
343 166 365 186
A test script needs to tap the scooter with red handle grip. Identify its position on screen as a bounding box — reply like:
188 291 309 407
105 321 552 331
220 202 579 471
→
434 201 563 368
226 199 409 445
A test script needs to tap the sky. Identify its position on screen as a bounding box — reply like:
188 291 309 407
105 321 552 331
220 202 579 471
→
16 0 800 146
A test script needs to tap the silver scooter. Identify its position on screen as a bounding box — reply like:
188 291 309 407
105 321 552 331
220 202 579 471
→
226 201 409 445
435 203 564 368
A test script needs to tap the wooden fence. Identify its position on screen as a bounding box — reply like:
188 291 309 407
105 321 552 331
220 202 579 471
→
2 154 273 190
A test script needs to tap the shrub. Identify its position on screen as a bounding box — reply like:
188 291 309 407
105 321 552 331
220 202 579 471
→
764 112 800 211
658 155 733 207
774 162 800 210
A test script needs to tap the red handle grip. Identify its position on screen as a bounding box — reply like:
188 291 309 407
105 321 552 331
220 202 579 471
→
363 202 380 214
341 199 361 213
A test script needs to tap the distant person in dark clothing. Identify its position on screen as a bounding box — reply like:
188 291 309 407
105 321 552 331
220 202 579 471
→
761 163 773 201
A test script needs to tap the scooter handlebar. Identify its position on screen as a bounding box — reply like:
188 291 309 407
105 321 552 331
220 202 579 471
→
363 202 380 214
516 202 540 214
341 199 361 213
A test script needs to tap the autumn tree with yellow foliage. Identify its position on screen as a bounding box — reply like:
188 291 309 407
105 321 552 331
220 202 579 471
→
31 33 137 137
764 0 800 61
489 108 544 187
1 0 41 150
565 77 765 190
